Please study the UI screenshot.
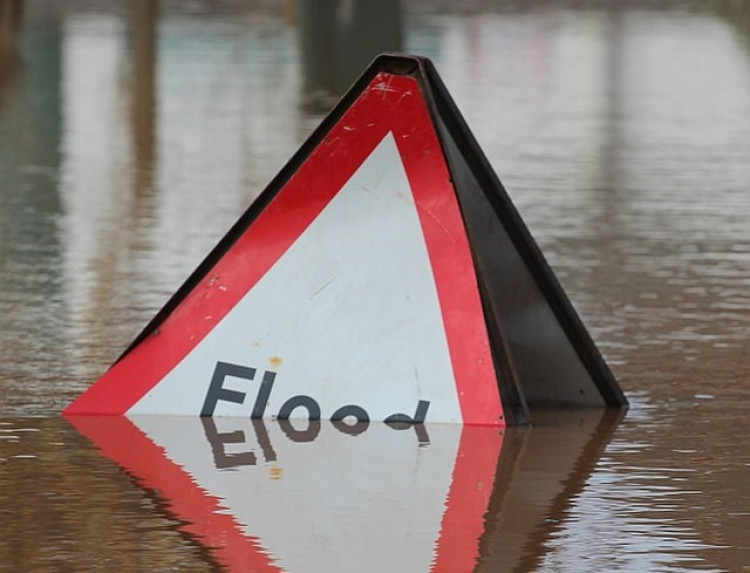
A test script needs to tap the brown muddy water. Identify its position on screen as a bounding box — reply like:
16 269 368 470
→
1 1 749 571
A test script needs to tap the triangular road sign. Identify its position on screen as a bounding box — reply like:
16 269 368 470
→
64 54 627 425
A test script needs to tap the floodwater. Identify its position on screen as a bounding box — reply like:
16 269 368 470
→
1 0 749 571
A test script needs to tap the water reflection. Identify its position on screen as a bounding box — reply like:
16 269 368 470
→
129 0 157 194
476 410 623 572
0 4 64 413
0 1 22 107
65 411 619 572
297 0 402 112
0 417 212 571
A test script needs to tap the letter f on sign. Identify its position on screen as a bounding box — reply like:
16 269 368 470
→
201 361 276 417
201 362 255 416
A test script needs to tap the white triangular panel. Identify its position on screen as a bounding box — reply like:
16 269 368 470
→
128 133 462 423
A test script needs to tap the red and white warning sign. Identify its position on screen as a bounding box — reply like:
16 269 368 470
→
64 54 626 425
65 67 503 424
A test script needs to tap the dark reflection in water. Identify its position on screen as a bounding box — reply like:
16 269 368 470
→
475 410 623 572
297 0 402 113
0 1 22 104
128 0 157 195
1 0 750 571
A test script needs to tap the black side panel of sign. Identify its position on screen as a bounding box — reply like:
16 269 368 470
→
418 58 628 413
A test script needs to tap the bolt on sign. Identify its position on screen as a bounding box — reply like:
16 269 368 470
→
64 54 627 426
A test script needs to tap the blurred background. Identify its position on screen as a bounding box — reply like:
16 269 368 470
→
1 1 749 571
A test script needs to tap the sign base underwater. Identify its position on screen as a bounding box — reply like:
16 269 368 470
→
64 54 627 426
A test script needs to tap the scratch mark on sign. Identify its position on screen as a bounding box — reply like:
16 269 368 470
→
311 276 336 299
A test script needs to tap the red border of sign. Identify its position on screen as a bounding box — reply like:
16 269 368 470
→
432 425 503 572
68 416 503 572
64 73 503 425
69 416 284 572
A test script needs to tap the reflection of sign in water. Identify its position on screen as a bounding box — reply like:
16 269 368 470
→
64 54 626 424
70 416 503 572
68 411 623 572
